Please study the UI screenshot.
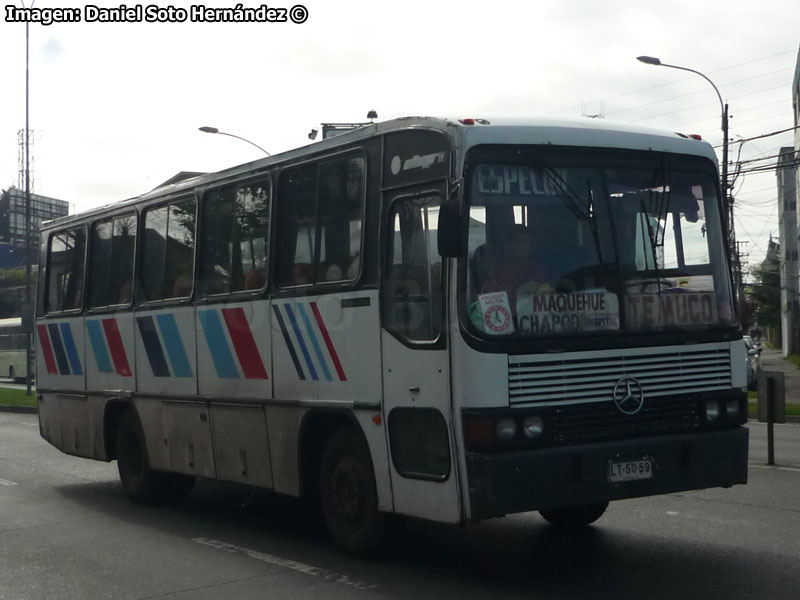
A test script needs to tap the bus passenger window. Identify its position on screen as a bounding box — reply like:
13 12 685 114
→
382 195 442 342
88 214 136 307
200 178 270 296
46 226 87 313
318 158 364 282
276 156 365 288
140 199 196 301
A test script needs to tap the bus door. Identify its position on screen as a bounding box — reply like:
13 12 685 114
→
380 186 461 523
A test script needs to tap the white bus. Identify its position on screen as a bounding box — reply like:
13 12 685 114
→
0 317 27 381
35 116 748 554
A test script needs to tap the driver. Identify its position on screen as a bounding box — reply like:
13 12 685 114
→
490 225 548 305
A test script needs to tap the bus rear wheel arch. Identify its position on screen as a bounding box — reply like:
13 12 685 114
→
115 407 194 504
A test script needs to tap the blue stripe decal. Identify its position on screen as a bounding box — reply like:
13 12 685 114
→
136 316 170 377
47 323 71 375
155 313 193 378
273 305 305 380
198 310 239 379
283 304 318 381
87 320 113 373
296 303 332 381
59 322 83 376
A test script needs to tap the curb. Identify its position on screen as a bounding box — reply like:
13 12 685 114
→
0 405 37 414
749 414 800 425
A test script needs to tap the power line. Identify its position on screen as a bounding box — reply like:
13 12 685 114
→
550 49 798 116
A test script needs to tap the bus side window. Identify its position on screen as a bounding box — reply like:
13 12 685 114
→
276 165 316 288
276 156 364 288
88 213 136 308
140 199 196 301
318 157 364 282
46 226 86 313
383 195 442 342
199 179 270 296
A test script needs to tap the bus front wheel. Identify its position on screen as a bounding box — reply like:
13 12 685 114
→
539 502 609 528
320 427 385 555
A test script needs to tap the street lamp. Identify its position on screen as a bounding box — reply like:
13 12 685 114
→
198 126 271 156
23 1 34 396
636 56 731 249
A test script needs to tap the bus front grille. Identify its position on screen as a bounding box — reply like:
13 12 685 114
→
508 343 732 405
550 396 701 444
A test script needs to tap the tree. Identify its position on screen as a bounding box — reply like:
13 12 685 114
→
745 264 780 330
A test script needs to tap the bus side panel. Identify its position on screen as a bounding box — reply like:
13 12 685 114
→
196 299 272 400
270 290 391 509
85 314 136 393
34 316 87 392
37 393 99 459
210 404 273 488
133 307 197 398
271 292 381 402
265 404 305 496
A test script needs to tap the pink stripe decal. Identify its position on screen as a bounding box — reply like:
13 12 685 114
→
222 308 268 380
310 302 346 381
102 319 132 377
36 325 58 375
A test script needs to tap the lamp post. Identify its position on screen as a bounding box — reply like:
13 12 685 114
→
636 56 731 253
198 126 271 156
23 2 34 396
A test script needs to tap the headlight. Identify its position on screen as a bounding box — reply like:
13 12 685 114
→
726 400 741 420
496 418 517 441
705 400 721 422
522 415 545 439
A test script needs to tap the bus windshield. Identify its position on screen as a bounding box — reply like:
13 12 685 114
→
464 147 735 338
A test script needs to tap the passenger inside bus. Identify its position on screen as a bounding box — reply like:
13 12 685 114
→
475 224 549 308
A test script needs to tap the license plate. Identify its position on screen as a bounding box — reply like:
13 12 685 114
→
608 459 653 482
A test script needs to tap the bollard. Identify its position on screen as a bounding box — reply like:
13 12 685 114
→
758 371 786 466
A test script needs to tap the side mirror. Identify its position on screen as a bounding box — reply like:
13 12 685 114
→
437 201 463 257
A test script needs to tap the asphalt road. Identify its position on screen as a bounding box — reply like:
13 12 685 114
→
1 414 799 600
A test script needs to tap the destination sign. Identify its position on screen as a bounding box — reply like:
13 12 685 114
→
515 291 620 335
474 164 568 197
626 292 718 329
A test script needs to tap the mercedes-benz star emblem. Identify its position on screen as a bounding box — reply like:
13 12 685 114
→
612 377 645 415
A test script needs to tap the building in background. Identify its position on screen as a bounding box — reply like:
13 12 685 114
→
778 146 798 355
0 186 69 268
782 47 800 355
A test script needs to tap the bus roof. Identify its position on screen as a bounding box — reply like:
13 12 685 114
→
41 116 718 231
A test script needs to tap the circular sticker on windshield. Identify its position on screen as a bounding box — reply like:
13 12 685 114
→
484 304 512 333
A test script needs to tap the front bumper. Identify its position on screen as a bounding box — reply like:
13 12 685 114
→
465 426 749 520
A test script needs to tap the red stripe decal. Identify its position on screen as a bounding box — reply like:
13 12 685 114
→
221 308 268 380
36 325 58 375
102 318 132 377
310 302 346 381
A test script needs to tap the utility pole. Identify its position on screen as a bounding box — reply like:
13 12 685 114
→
24 14 33 396
736 239 749 305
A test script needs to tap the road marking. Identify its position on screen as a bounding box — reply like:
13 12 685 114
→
749 463 800 473
0 478 18 486
191 537 378 590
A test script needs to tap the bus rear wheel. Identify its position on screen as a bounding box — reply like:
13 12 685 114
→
539 502 609 528
116 409 171 504
320 427 385 556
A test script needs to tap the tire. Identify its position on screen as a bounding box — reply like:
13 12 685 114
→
116 409 170 504
539 502 609 528
320 427 385 556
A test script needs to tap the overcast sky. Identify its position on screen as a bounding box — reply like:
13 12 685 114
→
1 0 798 267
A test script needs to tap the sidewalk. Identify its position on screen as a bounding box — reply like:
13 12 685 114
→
755 346 800 405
